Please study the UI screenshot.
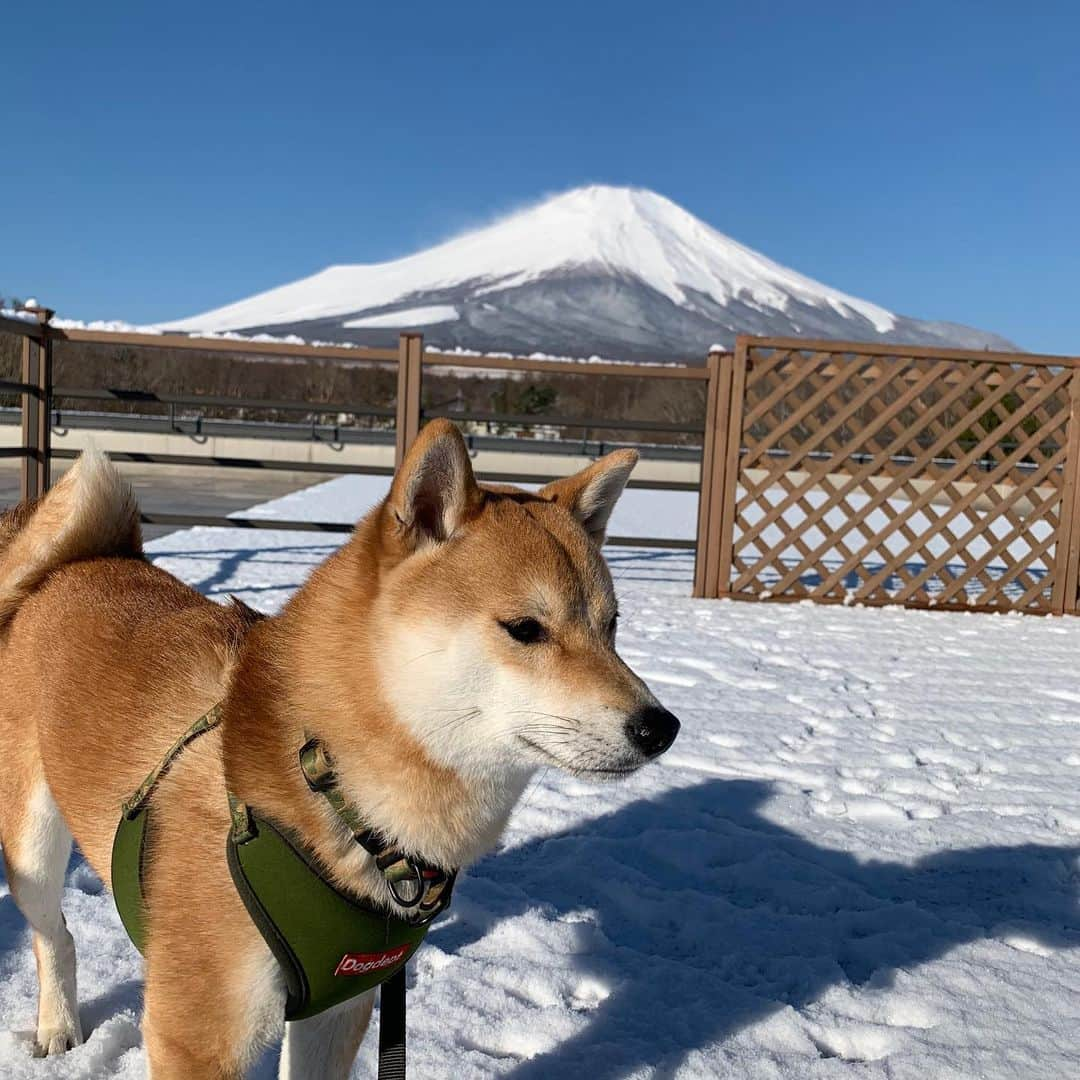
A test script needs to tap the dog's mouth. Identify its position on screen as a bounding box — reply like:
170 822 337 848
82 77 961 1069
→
515 735 640 777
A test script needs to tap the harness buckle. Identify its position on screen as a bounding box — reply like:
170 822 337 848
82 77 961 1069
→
298 738 337 793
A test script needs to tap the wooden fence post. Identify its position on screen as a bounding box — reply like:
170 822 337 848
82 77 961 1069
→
692 348 739 599
394 333 423 468
19 311 52 502
37 314 53 495
1054 367 1080 613
708 338 749 599
693 350 722 597
19 334 41 503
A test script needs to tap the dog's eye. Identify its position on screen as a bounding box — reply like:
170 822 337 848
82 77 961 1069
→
607 613 618 639
501 617 547 645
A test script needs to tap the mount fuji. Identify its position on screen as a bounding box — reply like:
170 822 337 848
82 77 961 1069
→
165 186 1014 361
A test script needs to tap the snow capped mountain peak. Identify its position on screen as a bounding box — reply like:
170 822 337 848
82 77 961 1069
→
491 184 896 331
165 185 1011 359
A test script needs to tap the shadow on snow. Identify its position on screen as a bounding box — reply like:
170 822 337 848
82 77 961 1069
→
434 778 1079 1078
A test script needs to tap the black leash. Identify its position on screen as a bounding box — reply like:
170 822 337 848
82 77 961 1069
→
378 965 408 1080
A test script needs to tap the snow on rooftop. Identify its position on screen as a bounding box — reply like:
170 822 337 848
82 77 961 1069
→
0 307 41 325
12 314 674 367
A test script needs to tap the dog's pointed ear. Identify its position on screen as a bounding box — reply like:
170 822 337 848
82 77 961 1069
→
540 449 638 546
389 420 482 549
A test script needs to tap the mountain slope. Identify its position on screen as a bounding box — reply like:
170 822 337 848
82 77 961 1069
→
165 186 1015 361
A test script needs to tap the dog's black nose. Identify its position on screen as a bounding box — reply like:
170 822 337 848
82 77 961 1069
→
626 705 680 758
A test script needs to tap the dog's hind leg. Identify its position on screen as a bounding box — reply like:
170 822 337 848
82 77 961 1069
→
0 778 83 1056
279 993 375 1080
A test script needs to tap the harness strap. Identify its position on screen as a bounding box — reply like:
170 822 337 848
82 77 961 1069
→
298 735 456 919
121 703 224 819
112 703 225 952
297 737 368 835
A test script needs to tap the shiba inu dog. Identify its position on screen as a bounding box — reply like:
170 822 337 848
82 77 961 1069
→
0 420 679 1078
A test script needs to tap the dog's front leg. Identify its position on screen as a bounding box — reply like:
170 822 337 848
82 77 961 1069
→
142 985 265 1080
279 992 375 1080
142 932 286 1080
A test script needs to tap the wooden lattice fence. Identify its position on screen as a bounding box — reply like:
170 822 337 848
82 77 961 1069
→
695 337 1080 614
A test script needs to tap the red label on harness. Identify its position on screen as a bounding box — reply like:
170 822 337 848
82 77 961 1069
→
334 944 410 978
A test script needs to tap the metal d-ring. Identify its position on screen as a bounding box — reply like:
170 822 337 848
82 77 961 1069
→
387 862 424 908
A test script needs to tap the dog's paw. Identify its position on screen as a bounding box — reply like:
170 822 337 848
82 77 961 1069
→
32 1024 82 1057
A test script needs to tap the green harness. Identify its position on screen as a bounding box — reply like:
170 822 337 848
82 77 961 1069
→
111 706 457 1022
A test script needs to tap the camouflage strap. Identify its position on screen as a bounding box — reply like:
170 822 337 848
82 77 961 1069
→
121 703 224 819
112 702 226 954
227 791 257 845
297 738 368 835
298 735 456 921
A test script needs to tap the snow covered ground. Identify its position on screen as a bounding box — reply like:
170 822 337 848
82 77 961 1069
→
1 476 1078 1079
218 472 1053 606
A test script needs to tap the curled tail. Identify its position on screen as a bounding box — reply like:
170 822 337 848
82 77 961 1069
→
0 448 141 626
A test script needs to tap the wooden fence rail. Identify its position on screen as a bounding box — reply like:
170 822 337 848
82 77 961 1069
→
0 317 709 560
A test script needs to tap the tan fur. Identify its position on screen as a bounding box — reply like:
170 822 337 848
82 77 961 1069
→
0 446 141 626
0 425 677 1078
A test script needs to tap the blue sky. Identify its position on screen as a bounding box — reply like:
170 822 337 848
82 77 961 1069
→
2 2 1077 352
